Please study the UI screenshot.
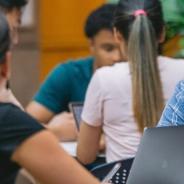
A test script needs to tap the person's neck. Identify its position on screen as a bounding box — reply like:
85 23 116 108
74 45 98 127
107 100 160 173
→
0 78 8 92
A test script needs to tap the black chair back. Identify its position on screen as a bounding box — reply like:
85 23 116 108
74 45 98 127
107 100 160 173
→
90 158 134 183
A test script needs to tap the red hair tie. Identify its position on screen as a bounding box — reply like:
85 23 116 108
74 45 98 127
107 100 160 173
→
133 9 147 17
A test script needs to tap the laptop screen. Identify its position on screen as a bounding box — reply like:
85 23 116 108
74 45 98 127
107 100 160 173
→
69 102 83 130
127 126 184 184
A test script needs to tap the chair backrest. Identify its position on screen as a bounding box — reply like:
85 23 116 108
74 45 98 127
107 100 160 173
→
90 158 134 184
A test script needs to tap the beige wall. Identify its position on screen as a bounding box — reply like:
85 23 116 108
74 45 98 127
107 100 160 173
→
11 30 39 107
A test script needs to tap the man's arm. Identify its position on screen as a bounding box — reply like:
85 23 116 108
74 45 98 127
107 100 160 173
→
12 130 100 184
26 101 54 124
26 102 77 141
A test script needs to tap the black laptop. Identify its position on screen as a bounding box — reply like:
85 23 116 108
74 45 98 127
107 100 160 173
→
127 126 184 184
69 102 83 130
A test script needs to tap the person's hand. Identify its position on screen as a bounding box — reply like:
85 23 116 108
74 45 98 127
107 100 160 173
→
0 88 23 110
48 112 78 141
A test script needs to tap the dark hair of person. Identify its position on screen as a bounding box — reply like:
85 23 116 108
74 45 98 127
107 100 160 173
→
0 12 10 64
84 3 117 38
0 0 27 9
114 0 164 132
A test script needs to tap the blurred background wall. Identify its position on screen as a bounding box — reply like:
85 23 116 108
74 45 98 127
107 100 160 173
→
11 0 184 107
11 0 39 107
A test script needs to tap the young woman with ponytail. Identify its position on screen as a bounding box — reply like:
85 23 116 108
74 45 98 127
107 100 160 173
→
77 0 184 164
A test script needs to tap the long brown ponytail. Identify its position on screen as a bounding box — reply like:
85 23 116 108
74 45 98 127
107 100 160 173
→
114 0 164 132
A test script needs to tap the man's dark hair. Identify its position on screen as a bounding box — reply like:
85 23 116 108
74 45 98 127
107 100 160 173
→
0 0 27 9
84 3 117 38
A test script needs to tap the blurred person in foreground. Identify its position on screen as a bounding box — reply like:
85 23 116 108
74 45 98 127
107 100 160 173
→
0 11 103 184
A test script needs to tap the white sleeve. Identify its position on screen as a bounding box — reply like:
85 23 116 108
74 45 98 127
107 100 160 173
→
81 71 104 127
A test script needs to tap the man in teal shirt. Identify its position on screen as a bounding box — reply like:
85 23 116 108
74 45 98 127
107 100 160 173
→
27 4 122 141
34 57 93 114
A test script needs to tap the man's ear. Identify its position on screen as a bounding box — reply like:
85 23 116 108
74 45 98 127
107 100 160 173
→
113 28 123 44
88 39 95 53
0 52 11 79
159 27 166 43
113 28 127 60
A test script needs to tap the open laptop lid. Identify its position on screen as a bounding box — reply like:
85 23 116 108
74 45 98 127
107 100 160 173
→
69 102 83 131
127 126 184 184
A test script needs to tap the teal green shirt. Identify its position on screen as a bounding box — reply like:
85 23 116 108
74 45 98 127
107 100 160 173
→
34 57 94 113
